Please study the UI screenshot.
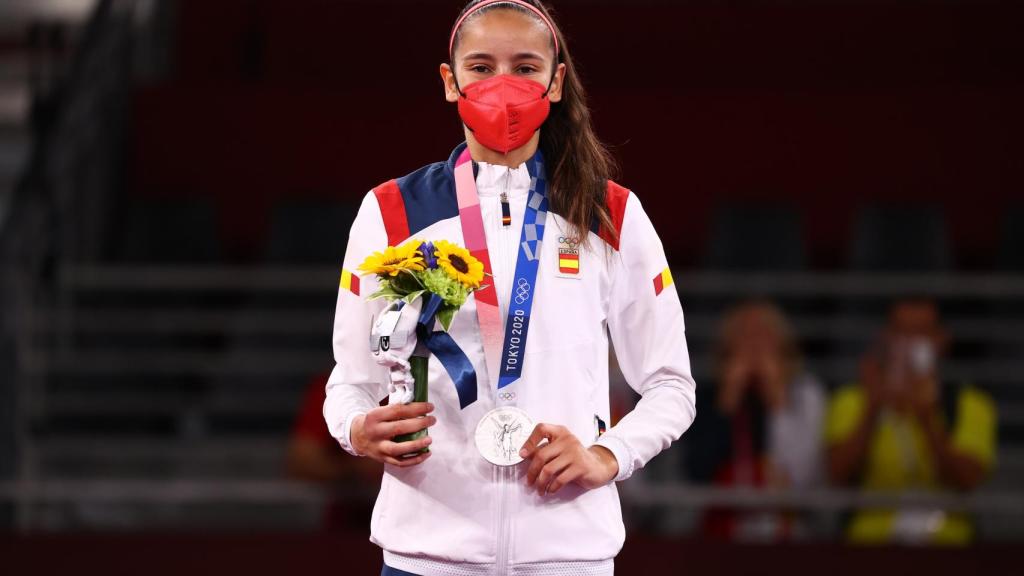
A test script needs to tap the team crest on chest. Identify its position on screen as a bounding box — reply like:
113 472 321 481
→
555 234 582 279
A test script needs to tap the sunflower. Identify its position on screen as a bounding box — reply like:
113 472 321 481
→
434 239 484 288
357 239 427 277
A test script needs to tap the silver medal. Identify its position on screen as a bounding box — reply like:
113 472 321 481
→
474 406 535 466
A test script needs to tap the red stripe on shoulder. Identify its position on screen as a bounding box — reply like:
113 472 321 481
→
598 179 630 251
372 179 410 247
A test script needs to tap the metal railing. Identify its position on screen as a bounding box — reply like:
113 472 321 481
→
4 264 1023 533
0 479 1021 515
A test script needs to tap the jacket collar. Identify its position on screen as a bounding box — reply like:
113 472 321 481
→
443 140 543 184
444 140 470 179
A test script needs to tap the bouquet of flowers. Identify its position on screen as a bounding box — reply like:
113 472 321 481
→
358 238 487 449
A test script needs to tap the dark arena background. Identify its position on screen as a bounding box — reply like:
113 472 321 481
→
1 0 1023 574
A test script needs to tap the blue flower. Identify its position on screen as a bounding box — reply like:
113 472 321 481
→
419 241 438 269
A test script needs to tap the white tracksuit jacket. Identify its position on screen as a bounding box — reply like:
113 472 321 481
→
324 153 697 576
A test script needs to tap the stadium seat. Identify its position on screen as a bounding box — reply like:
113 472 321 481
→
113 196 222 263
264 198 359 265
997 204 1024 271
850 203 951 271
704 202 806 272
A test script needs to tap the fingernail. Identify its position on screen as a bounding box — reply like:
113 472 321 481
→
519 448 528 457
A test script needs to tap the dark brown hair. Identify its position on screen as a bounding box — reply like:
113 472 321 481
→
450 0 619 251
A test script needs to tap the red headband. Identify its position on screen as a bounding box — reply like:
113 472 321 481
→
448 0 560 61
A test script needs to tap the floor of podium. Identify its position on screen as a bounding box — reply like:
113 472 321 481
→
1 531 1017 575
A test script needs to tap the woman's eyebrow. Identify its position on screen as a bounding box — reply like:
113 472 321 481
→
460 51 546 62
512 51 545 61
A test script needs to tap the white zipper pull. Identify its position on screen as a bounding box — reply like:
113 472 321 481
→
500 170 511 227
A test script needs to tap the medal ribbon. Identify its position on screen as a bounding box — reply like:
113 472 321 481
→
454 146 547 397
412 293 477 409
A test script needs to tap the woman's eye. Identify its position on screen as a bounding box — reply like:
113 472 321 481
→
517 66 538 74
470 65 491 73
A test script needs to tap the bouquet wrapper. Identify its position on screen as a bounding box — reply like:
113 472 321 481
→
387 292 478 456
392 344 430 455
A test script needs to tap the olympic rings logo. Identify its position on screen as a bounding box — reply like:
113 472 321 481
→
558 235 580 247
514 277 531 305
498 392 516 401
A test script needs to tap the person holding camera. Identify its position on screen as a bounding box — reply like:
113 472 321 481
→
825 297 997 544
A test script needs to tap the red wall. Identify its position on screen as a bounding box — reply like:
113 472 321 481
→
131 1 1024 266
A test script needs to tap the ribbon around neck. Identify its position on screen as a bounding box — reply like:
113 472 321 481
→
413 292 478 409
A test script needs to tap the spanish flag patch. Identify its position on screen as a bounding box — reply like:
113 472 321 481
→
339 268 360 296
558 248 579 274
652 267 673 296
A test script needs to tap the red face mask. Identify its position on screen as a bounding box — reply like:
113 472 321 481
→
456 74 551 154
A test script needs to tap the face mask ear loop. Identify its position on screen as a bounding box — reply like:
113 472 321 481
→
542 65 557 98
450 56 468 98
542 49 560 97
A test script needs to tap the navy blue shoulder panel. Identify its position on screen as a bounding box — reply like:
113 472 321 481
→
392 142 468 236
395 141 614 240
394 162 459 236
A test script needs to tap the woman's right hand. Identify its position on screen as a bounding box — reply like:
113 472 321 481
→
717 358 750 415
351 402 436 466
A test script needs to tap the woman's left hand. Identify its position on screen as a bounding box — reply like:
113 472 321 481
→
519 423 619 495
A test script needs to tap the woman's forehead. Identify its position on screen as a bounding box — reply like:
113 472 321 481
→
454 9 555 61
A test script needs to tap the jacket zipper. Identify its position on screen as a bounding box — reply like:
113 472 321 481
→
495 168 514 575
500 191 511 227
498 169 512 321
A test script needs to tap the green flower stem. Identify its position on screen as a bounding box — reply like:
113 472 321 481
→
392 353 430 455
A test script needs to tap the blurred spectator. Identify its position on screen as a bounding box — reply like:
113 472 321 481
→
825 297 997 544
686 300 826 541
288 371 381 531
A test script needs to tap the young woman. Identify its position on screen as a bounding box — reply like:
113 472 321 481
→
324 1 696 574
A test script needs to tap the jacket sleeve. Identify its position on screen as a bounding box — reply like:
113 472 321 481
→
323 190 391 456
594 190 697 481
